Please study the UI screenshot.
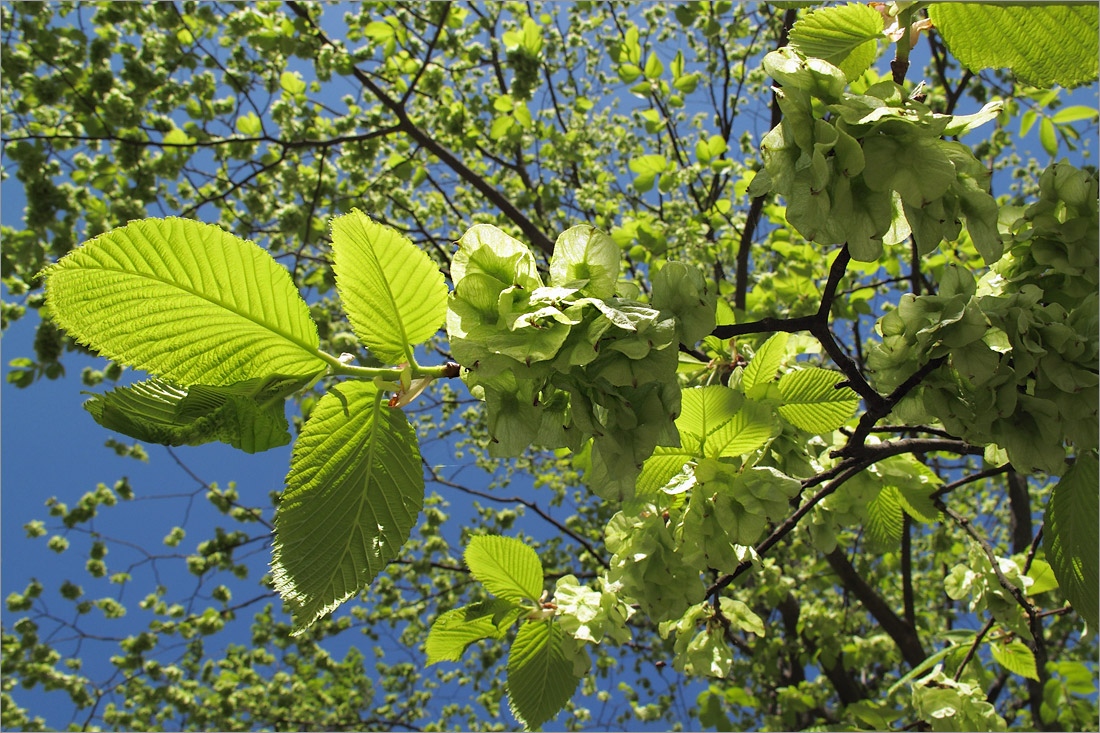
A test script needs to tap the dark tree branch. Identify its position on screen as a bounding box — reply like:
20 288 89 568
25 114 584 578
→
734 7 797 311
1007 472 1032 555
825 548 928 667
285 0 554 255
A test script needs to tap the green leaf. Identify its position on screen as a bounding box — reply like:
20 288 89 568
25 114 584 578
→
43 218 327 386
1025 559 1059 597
549 225 619 298
84 376 300 454
629 154 667 193
742 332 788 391
1052 105 1099 125
1043 453 1099 629
928 4 1100 89
788 2 882 81
465 535 544 603
637 445 697 497
706 398 778 459
720 597 765 637
426 599 525 665
990 639 1040 681
865 485 905 550
271 381 424 631
162 127 194 146
1039 117 1058 157
507 621 581 731
279 70 306 95
776 367 859 433
678 386 743 448
235 111 262 136
331 209 448 364
644 51 664 79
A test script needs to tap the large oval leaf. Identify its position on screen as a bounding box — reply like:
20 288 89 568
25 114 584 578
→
271 380 423 632
507 621 582 731
331 210 448 364
1043 453 1099 629
928 4 1099 89
777 367 859 433
464 535 544 604
44 218 326 386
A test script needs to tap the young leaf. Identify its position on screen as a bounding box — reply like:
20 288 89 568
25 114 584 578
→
865 485 905 550
331 210 448 365
706 399 778 459
426 599 525 665
507 620 581 731
788 3 883 81
928 4 1099 89
677 386 743 449
1043 453 1099 629
990 639 1040 681
742 332 789 391
465 535 544 604
85 377 300 454
271 380 424 632
776 367 859 433
43 218 328 386
636 444 698 497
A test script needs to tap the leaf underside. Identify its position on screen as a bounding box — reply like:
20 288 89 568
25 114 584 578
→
44 217 327 386
84 377 295 453
1043 453 1099 629
928 4 1099 89
272 380 424 632
507 621 579 731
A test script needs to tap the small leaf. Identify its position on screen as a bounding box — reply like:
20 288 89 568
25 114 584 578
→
465 535 544 603
235 112 262 136
788 3 883 81
507 621 581 731
990 639 1040 681
426 599 525 665
720 598 765 637
1039 117 1058 157
629 154 667 193
271 381 424 632
644 51 664 80
776 367 859 433
865 485 905 550
742 332 788 390
707 398 777 459
1025 559 1059 597
331 210 448 365
280 71 306 95
1019 109 1038 138
162 128 194 146
1052 105 1100 125
43 218 327 386
678 386 743 449
1043 453 1099 629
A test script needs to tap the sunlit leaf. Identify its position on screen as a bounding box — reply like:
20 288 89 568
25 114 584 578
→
272 381 423 632
43 218 327 386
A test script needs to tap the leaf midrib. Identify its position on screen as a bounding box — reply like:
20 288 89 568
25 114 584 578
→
65 263 322 367
356 228 414 361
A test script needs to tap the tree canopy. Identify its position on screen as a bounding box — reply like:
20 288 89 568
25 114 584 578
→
2 1 1098 731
